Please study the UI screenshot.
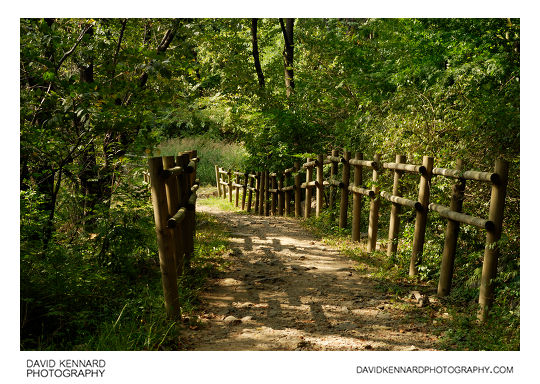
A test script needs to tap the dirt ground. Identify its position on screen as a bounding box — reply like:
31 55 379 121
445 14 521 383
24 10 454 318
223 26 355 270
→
179 199 440 351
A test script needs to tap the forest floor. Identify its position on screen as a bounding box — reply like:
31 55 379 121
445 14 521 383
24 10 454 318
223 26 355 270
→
178 196 442 351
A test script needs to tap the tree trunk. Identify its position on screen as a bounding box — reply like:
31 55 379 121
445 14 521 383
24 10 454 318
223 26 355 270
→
279 18 295 97
251 18 265 88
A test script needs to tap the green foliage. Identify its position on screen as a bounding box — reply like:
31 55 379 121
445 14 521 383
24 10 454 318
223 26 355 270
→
157 134 248 185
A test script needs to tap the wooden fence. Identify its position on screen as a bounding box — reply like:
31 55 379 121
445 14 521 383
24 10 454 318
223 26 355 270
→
148 150 199 319
216 149 509 320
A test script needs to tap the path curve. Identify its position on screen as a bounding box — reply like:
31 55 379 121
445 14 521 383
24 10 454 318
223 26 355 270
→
180 201 439 351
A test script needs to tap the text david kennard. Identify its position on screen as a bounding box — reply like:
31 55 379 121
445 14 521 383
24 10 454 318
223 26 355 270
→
27 359 106 378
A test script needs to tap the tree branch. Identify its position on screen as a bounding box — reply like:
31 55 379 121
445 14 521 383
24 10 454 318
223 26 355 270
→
55 23 93 73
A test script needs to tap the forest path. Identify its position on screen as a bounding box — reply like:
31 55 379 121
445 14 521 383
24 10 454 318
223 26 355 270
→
179 199 440 351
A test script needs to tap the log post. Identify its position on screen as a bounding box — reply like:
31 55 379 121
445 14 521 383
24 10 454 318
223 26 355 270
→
339 150 351 229
264 171 270 216
278 173 284 216
437 160 466 296
228 170 233 203
387 154 406 259
235 173 240 207
190 150 198 185
478 158 509 321
148 157 180 319
316 154 324 217
271 174 277 215
367 154 381 252
284 171 290 217
241 173 248 210
259 171 265 215
215 165 221 198
294 165 301 218
163 156 185 276
254 172 261 214
329 149 338 219
304 158 313 218
409 156 434 276
351 152 363 242
180 152 195 270
247 173 254 212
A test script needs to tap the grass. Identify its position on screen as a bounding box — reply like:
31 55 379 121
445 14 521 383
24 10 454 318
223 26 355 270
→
156 134 248 185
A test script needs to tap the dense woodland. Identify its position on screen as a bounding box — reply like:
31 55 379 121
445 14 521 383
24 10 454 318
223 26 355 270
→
20 18 519 350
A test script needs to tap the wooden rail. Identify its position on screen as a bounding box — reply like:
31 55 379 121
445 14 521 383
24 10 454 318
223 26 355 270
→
215 149 509 320
148 151 199 319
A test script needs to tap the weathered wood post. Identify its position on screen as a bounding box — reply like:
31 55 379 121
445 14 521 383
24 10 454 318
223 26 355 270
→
228 170 233 203
259 171 265 215
339 150 351 229
437 160 466 296
367 154 381 252
234 172 240 207
215 165 221 198
270 174 277 215
294 164 301 218
316 154 324 217
148 157 180 319
351 152 363 242
329 149 338 218
304 158 313 218
387 155 406 259
163 156 185 276
177 153 191 272
409 156 434 276
247 173 254 212
278 173 284 216
264 171 270 216
184 152 197 269
284 171 290 216
478 158 509 321
254 172 261 214
242 173 248 210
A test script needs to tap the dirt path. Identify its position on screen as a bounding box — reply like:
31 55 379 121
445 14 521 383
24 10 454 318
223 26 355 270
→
179 201 440 351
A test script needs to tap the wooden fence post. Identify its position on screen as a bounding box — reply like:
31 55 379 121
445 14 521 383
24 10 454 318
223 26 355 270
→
294 165 301 218
271 174 277 215
148 157 180 319
254 172 261 214
215 165 221 198
304 158 313 218
351 152 363 242
437 159 466 296
234 172 240 207
228 170 233 203
367 154 381 252
284 171 290 217
316 154 324 217
163 156 185 276
259 171 265 215
242 173 248 210
409 156 434 276
264 171 270 216
278 173 284 216
247 173 254 212
182 152 195 270
329 149 338 219
387 154 406 259
478 158 509 321
339 150 351 229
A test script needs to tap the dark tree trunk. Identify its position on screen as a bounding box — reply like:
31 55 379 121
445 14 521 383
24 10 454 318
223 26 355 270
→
251 18 265 88
279 18 295 97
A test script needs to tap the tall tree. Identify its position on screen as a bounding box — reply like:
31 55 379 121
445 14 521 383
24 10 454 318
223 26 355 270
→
279 18 295 97
250 18 265 88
